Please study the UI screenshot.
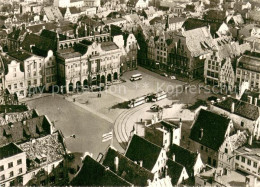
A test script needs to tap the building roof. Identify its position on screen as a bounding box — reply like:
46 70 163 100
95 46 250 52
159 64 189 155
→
0 143 23 160
43 6 63 21
144 126 164 147
40 29 66 41
18 132 65 171
125 135 162 171
102 18 126 25
167 144 198 176
182 18 222 37
203 10 226 22
70 155 132 186
26 22 57 34
168 17 186 24
102 147 154 186
236 140 260 161
241 89 260 107
190 109 230 151
0 115 51 147
167 159 184 185
183 26 214 57
101 41 119 51
7 50 32 61
215 97 260 121
21 33 56 57
237 53 260 73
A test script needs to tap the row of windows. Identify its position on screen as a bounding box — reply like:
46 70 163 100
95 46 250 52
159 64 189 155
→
236 155 258 168
0 159 22 172
237 70 260 79
7 82 23 90
0 168 22 181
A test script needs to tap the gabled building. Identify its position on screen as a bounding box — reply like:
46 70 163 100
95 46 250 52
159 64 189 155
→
167 144 204 177
166 158 189 185
127 0 149 10
125 135 167 175
189 109 234 168
211 97 260 139
168 26 214 79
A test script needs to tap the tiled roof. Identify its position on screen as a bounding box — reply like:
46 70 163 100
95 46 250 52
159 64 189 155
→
167 159 184 185
0 143 23 160
7 50 32 61
182 18 222 37
0 115 51 147
168 17 186 24
43 6 63 21
101 42 119 51
70 155 132 186
184 26 214 57
26 22 57 34
102 147 154 186
144 126 164 147
237 53 260 73
215 97 260 121
167 144 198 177
190 109 230 151
241 89 260 107
18 132 65 171
125 135 162 171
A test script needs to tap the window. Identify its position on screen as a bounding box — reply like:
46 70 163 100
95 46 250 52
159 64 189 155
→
28 81 31 86
17 159 22 165
242 157 245 163
8 162 13 168
39 63 41 68
20 82 23 87
236 155 240 160
33 61 36 69
8 85 11 90
241 122 244 127
34 79 37 85
201 145 204 150
248 159 251 166
254 162 257 168
33 71 36 76
0 165 3 171
13 73 16 77
19 168 22 174
9 171 13 177
206 148 208 152
225 148 228 154
0 175 4 181
14 84 17 89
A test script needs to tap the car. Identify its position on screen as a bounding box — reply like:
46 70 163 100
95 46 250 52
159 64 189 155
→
170 76 176 80
161 73 168 77
165 104 173 108
150 104 159 111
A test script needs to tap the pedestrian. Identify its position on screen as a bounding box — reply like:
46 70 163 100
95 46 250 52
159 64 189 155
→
73 98 76 102
100 93 102 98
141 118 143 123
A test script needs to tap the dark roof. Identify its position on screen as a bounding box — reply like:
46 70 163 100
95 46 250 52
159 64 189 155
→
183 18 222 37
101 42 119 51
26 22 57 33
241 89 260 107
0 143 23 160
0 105 28 113
237 54 260 73
102 147 154 186
7 50 32 61
215 97 260 121
111 24 123 36
125 135 162 171
167 159 184 185
144 126 164 147
70 155 132 186
0 116 51 147
149 16 165 25
21 33 56 56
203 10 226 22
167 144 197 176
40 29 66 41
79 16 103 27
189 109 230 151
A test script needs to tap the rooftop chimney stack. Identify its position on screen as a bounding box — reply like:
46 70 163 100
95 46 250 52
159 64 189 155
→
231 102 235 113
199 128 204 139
114 156 119 172
139 160 143 167
172 154 175 161
254 97 258 106
248 135 253 146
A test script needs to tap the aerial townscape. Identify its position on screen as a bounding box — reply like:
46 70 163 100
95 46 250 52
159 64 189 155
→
1 0 260 186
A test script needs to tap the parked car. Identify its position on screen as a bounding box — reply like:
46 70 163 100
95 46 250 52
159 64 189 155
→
150 104 159 111
161 73 168 77
170 76 176 80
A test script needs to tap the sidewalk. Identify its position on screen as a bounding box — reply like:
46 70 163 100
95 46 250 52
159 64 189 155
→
19 93 54 103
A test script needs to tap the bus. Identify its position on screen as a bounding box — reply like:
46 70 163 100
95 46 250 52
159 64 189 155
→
130 74 142 81
151 91 167 102
128 95 148 108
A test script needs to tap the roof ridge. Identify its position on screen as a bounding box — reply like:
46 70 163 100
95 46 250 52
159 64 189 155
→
172 144 197 155
135 134 163 150
168 158 185 168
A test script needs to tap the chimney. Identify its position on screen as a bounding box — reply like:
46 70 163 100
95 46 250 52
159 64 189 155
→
139 160 143 167
165 165 168 176
248 96 253 104
248 135 253 146
23 120 26 125
254 97 258 106
199 128 204 139
42 25 45 30
231 102 235 113
114 156 119 172
172 154 175 161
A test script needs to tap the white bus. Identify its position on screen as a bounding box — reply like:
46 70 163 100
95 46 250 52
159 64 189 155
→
130 74 142 81
128 95 148 108
151 91 167 102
